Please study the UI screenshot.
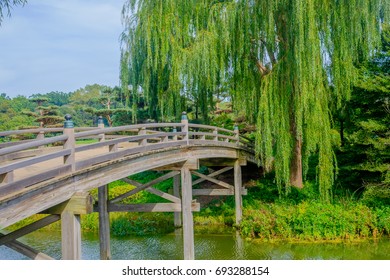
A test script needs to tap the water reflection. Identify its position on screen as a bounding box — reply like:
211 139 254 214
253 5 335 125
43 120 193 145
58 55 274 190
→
0 228 389 260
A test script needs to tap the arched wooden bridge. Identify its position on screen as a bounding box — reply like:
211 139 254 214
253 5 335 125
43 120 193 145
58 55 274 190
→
0 113 256 260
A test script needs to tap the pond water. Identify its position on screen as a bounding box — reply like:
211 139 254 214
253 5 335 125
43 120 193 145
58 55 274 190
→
1 228 389 260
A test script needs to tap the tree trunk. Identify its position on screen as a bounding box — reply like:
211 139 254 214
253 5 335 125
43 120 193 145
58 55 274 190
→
289 136 303 188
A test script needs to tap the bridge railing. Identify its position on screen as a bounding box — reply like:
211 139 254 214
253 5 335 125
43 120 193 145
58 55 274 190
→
0 112 253 198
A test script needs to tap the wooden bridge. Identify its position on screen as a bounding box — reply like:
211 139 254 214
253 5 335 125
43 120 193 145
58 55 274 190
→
0 112 256 260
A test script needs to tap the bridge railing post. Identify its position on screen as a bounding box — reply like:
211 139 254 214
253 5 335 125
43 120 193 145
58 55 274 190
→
37 130 45 149
213 128 218 141
63 114 76 172
234 125 239 145
97 116 105 142
181 112 189 143
172 127 178 141
138 127 147 146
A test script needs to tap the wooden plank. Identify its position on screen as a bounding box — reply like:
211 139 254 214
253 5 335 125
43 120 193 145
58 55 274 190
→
199 158 246 167
0 149 71 174
75 140 188 170
43 192 93 215
181 166 194 260
188 123 233 134
192 167 232 185
0 134 68 156
193 189 234 196
173 174 181 227
234 160 243 225
146 187 181 203
0 127 63 137
193 188 247 196
111 171 180 203
108 202 200 212
0 233 54 260
98 185 111 260
0 165 72 197
189 132 237 141
0 215 60 246
0 146 62 162
191 170 233 190
61 211 81 260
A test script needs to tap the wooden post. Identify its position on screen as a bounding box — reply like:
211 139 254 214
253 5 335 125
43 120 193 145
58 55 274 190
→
63 114 76 172
234 124 239 145
213 128 218 141
181 112 189 143
61 211 81 260
173 174 182 227
37 130 45 148
181 165 194 260
98 185 111 260
234 159 243 225
139 127 147 146
98 116 105 142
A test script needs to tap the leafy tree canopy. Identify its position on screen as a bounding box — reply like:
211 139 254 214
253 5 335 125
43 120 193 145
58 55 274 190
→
121 0 389 200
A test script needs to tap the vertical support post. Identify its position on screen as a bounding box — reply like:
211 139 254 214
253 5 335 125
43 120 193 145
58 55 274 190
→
36 130 45 141
98 116 105 142
173 174 182 227
172 127 178 141
213 128 218 141
181 165 194 260
61 211 81 260
139 127 147 146
234 124 239 145
37 130 45 148
234 159 243 225
63 114 75 172
181 112 189 143
98 185 111 260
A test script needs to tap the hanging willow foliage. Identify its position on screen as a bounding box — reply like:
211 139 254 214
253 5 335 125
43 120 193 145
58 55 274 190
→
121 0 389 200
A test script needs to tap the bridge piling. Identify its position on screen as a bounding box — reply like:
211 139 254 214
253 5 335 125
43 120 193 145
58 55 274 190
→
98 185 111 260
181 163 195 260
61 211 81 260
173 174 182 227
234 159 243 225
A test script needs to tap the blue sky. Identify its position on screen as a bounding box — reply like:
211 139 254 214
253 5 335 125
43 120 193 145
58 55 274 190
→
0 0 124 98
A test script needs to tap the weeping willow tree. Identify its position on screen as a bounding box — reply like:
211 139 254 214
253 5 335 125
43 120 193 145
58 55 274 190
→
121 0 389 200
0 0 27 25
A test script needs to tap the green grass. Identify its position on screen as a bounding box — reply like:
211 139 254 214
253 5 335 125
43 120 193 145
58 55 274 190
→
5 171 390 240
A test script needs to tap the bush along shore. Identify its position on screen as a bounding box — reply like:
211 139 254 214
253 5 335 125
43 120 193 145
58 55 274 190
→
6 173 390 242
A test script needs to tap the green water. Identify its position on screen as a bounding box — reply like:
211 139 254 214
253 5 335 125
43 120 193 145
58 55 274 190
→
0 229 389 260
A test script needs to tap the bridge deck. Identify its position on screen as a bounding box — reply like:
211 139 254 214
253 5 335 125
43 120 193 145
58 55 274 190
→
0 118 256 260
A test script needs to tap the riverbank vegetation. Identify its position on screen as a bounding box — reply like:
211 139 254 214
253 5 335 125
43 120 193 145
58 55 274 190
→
1 1 389 243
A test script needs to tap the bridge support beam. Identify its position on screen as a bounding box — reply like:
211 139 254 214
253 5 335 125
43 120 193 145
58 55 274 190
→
98 185 111 260
234 159 243 225
173 174 182 227
61 211 81 260
181 164 195 260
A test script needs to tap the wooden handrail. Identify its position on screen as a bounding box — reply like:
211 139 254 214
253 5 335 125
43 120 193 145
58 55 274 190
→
188 123 233 134
0 135 68 156
0 121 254 198
74 123 184 139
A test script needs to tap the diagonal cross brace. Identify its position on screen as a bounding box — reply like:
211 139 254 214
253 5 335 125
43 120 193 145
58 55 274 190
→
110 171 180 203
191 170 234 190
